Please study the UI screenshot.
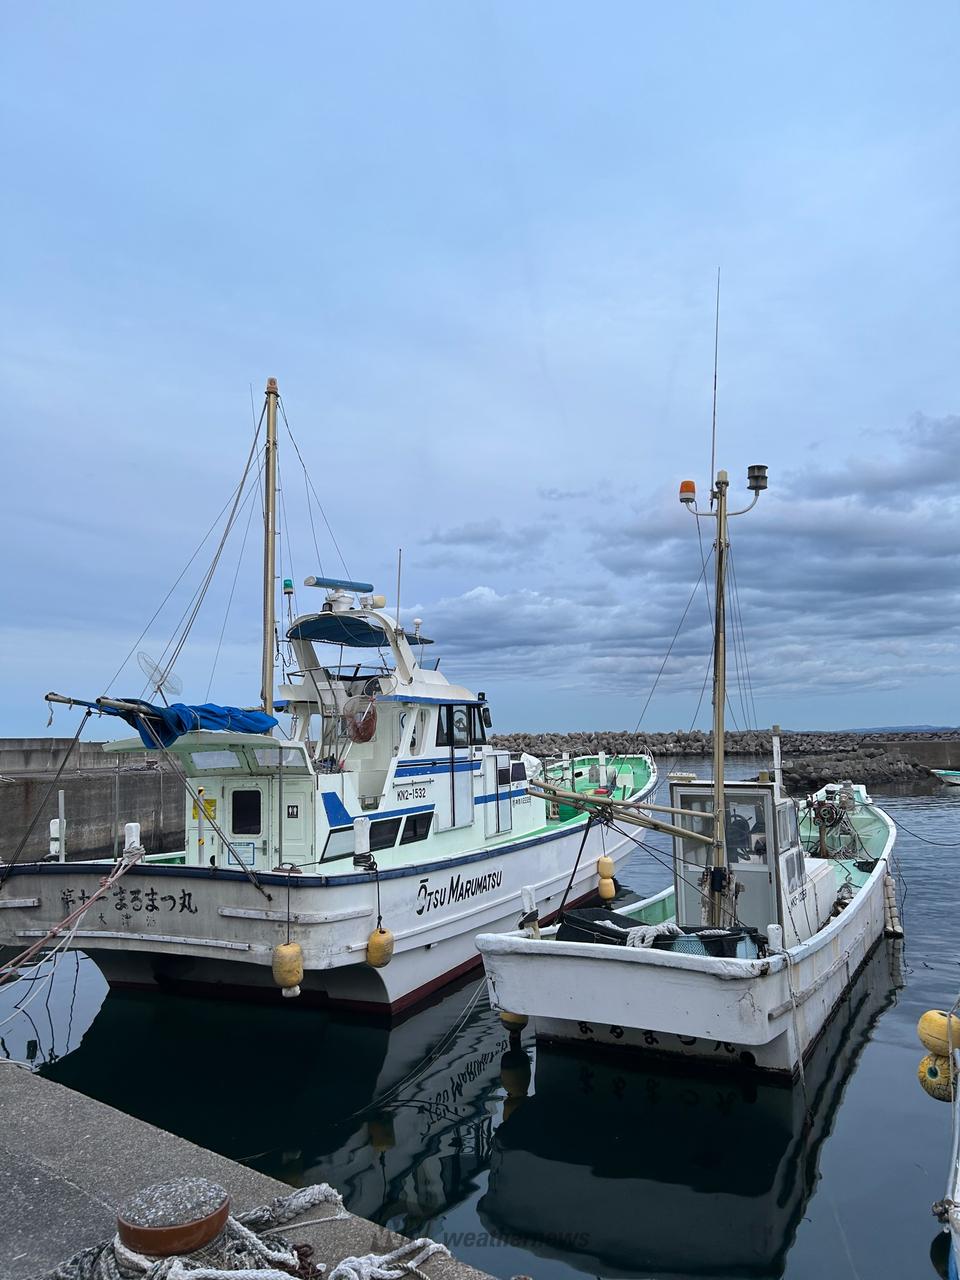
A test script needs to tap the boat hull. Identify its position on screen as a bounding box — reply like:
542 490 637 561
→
0 820 628 1014
479 855 889 1075
478 939 902 1278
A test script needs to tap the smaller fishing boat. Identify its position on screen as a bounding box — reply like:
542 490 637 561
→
933 770 960 788
477 464 903 1077
479 940 903 1277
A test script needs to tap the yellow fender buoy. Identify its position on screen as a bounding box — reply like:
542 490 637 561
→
917 1010 960 1056
367 1116 396 1152
272 941 304 998
500 1009 528 1033
500 1044 532 1098
500 1043 531 1121
597 852 616 901
366 926 395 968
918 1053 955 1102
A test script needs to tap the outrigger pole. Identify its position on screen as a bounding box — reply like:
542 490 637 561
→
261 377 279 719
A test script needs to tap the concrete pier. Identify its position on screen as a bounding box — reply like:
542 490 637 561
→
0 1068 492 1280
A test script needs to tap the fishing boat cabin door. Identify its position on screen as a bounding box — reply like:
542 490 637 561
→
671 780 781 932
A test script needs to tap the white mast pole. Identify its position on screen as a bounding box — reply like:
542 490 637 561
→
710 469 729 927
261 377 279 717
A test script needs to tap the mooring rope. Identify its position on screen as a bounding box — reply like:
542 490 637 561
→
34 1182 454 1280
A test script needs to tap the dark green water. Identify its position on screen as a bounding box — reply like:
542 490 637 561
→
3 779 958 1279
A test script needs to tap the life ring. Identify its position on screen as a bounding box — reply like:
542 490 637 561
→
343 695 377 743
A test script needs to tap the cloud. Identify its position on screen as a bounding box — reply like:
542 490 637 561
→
405 414 960 722
420 518 553 570
537 486 591 502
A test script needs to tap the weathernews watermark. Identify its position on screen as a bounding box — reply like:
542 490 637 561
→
366 1227 591 1252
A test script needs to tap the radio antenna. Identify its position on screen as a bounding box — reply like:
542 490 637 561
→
709 267 720 507
395 547 403 627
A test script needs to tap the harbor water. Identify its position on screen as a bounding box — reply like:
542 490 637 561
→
3 774 958 1279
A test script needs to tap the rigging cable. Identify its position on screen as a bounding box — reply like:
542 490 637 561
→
554 815 597 920
728 545 758 730
276 453 301 679
709 267 720 505
153 429 264 689
204 460 263 701
889 814 960 848
0 712 92 890
278 397 352 581
605 549 717 783
102 408 264 697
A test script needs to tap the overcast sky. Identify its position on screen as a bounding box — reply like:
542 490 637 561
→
2 2 958 737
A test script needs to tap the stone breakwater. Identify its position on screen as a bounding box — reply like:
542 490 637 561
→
490 729 960 791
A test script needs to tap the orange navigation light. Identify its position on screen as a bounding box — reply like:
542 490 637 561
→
679 479 696 506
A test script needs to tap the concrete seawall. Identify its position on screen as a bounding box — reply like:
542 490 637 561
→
0 766 184 863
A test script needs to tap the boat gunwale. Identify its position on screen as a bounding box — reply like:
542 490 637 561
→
478 799 894 976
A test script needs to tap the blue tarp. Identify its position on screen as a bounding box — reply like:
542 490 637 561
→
111 699 278 749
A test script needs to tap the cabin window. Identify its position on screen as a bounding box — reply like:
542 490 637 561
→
408 708 430 756
370 818 402 851
322 826 354 861
190 750 241 770
677 795 713 866
231 789 262 835
498 766 511 786
510 761 527 783
253 747 302 768
452 707 469 747
777 804 800 851
436 705 470 748
469 705 487 744
783 849 802 893
724 795 769 863
400 812 434 844
436 706 451 747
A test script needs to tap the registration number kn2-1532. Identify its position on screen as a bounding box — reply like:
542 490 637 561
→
393 785 428 802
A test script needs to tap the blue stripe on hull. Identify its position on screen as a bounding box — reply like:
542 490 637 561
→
3 818 589 889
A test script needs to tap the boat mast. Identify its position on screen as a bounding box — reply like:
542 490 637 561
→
710 469 729 927
261 377 279 717
682 463 767 926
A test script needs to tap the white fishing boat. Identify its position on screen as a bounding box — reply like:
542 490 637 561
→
933 769 960 788
0 379 656 1013
477 464 902 1076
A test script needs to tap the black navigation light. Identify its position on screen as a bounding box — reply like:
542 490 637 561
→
747 464 768 493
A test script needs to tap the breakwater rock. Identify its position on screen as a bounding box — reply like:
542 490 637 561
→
490 729 960 787
491 729 959 759
779 750 932 794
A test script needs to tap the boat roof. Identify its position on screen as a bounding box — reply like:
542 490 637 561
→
287 613 433 647
105 730 304 756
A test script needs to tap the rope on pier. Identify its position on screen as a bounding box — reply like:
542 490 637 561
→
38 1184 342 1279
35 1184 452 1280
327 1239 449 1280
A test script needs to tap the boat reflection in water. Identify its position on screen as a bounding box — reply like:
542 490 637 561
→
0 951 107 1071
41 971 507 1235
480 941 904 1279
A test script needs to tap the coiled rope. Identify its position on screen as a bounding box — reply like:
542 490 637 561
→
36 1184 451 1280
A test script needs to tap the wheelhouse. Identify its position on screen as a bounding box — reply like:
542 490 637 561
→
670 779 804 934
